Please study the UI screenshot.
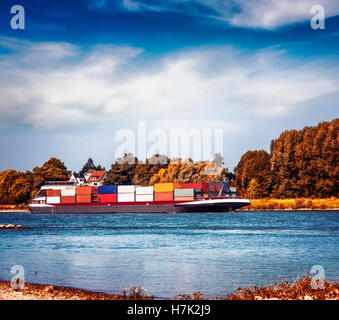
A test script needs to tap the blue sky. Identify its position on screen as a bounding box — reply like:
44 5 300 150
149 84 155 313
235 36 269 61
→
0 0 338 172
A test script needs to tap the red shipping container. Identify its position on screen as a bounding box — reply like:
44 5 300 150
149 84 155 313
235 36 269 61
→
154 192 173 201
76 186 98 195
98 194 117 203
208 184 222 192
180 183 208 192
46 189 61 197
76 194 92 203
61 196 76 204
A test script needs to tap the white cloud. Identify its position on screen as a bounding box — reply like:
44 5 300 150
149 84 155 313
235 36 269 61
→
0 38 338 131
116 0 339 29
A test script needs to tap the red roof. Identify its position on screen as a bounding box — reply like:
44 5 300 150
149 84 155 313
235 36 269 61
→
87 171 106 182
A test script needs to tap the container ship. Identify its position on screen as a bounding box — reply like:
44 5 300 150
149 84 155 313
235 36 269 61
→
29 182 250 214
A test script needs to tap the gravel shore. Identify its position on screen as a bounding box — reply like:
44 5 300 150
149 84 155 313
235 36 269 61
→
1 277 338 300
0 281 150 300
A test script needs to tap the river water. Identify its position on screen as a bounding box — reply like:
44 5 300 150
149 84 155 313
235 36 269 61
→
0 211 338 298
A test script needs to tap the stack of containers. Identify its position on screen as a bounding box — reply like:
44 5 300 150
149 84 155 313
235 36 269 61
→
154 183 174 201
180 183 208 198
46 189 61 204
98 185 117 203
76 186 97 203
135 186 154 202
61 188 76 204
208 183 223 196
174 188 194 201
117 185 135 202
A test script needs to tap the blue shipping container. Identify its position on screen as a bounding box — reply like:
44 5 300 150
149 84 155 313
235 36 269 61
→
98 185 117 194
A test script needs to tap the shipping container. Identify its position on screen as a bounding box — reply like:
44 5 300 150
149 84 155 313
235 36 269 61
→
154 192 173 201
61 196 76 204
61 188 76 196
135 194 154 202
135 186 154 195
208 183 223 192
98 194 117 203
174 188 194 197
98 185 117 194
174 196 194 201
76 194 92 203
180 183 208 192
76 186 98 195
46 189 61 197
230 187 237 193
46 196 60 204
154 183 174 192
117 193 135 202
117 185 136 194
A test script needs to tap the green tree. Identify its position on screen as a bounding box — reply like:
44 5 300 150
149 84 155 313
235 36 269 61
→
80 158 105 174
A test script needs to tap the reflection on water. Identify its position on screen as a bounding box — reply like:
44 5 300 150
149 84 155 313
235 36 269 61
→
0 211 338 298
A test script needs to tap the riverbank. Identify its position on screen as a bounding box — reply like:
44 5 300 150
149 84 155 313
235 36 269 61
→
242 198 339 211
0 205 30 213
1 276 338 300
0 281 152 300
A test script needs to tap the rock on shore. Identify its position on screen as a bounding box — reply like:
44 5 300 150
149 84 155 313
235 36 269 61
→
0 224 28 229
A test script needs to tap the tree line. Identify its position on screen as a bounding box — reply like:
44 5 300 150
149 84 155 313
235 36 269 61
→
233 118 338 198
0 118 337 204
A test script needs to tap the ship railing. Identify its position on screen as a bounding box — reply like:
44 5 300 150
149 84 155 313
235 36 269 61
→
44 181 76 186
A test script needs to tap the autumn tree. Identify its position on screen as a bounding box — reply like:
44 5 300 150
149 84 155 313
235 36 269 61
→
32 158 70 190
0 170 33 204
233 150 272 197
270 119 338 198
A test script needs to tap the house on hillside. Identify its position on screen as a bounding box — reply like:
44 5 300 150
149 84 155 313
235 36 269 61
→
86 170 107 186
83 169 95 182
69 173 86 186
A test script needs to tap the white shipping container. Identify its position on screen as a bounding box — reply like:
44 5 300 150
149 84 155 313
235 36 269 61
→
46 196 60 204
117 193 135 202
230 187 237 192
135 194 154 202
135 186 154 195
117 185 136 194
174 188 194 197
61 188 76 196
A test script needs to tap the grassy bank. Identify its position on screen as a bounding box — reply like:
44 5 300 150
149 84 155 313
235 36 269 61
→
243 198 339 211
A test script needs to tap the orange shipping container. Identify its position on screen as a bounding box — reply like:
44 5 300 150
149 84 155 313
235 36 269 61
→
76 194 92 203
154 192 173 201
154 183 174 192
46 189 61 197
76 186 98 195
61 196 76 204
174 196 194 201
